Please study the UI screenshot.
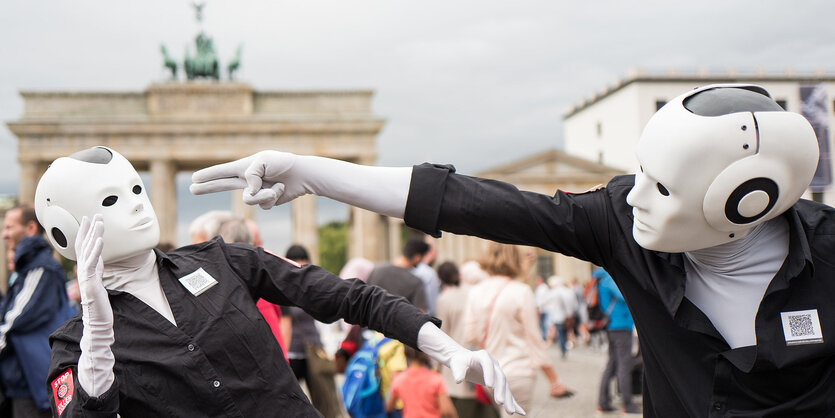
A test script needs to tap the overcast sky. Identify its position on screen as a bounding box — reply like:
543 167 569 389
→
2 1 834 252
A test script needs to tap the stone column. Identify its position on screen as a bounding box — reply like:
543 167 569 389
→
292 194 319 264
348 207 386 262
18 160 47 204
387 217 402 262
150 159 178 246
231 190 255 220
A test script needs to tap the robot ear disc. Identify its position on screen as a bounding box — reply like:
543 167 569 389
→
51 228 68 248
724 178 779 224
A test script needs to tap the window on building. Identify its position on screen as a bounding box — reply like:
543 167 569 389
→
536 254 553 280
655 100 667 111
596 122 602 138
776 99 787 110
598 152 604 164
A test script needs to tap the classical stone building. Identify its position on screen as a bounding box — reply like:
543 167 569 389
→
563 68 835 203
6 82 389 265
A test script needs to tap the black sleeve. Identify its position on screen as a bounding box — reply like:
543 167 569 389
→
223 246 440 349
48 321 120 417
404 163 620 267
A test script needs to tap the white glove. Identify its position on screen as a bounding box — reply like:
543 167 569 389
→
189 151 412 218
75 215 116 397
417 322 525 415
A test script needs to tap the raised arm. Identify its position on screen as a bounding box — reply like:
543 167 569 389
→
49 215 119 417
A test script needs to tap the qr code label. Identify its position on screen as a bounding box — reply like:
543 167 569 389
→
780 309 823 345
179 268 219 296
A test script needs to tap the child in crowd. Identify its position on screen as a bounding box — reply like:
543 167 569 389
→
387 346 458 418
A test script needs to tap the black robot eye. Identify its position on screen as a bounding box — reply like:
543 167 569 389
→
656 183 670 196
133 185 142 194
102 195 118 207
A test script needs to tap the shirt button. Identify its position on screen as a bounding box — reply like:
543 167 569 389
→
187 344 195 352
713 402 723 411
213 380 221 388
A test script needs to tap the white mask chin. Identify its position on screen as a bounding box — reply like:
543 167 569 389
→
34 147 160 262
625 84 819 253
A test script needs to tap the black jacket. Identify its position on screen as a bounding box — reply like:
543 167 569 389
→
48 238 437 417
405 163 835 417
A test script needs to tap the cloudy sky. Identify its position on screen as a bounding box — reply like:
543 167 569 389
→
1 0 834 252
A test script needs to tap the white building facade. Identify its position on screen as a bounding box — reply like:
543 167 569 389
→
563 70 835 204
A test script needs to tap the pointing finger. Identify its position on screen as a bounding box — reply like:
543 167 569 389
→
190 177 248 195
191 156 253 184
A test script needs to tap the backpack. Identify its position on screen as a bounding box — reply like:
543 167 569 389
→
584 277 608 331
341 337 391 418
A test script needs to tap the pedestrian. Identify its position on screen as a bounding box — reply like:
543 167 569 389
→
0 205 76 417
386 346 457 418
594 268 639 414
544 276 578 358
37 146 523 417
463 243 572 418
410 236 441 316
366 238 430 311
435 261 497 418
533 276 550 340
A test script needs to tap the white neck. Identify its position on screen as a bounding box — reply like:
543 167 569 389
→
683 217 789 348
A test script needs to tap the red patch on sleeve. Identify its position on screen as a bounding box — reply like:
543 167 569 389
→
51 368 74 416
265 250 301 268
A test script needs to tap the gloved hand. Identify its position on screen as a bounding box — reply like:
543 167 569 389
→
75 214 116 397
189 151 412 218
417 322 525 415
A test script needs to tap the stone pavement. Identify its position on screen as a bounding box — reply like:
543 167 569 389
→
524 342 643 418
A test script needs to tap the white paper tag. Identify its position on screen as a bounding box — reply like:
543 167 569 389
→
178 268 219 297
780 309 824 345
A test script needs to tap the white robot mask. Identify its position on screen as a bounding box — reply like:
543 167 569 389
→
626 84 819 252
34 147 160 262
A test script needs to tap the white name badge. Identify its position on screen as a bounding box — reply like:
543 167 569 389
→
780 309 824 345
178 268 219 296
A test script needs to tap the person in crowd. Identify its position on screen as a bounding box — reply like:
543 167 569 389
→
334 257 375 372
436 261 497 418
458 261 487 286
570 277 590 346
339 258 374 283
387 346 458 418
463 243 572 417
533 276 550 340
594 267 639 414
192 83 833 416
0 205 76 417
544 276 578 358
366 238 429 311
188 210 237 243
279 244 342 418
38 146 522 417
410 236 441 316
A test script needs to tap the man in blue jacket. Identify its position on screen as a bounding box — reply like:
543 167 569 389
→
0 205 77 417
594 267 637 414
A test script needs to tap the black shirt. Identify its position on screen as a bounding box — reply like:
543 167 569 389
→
48 238 438 417
405 163 835 417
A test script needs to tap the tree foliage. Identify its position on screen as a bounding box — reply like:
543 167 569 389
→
318 221 348 275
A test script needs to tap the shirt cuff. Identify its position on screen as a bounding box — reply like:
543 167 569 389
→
77 375 120 414
404 163 456 238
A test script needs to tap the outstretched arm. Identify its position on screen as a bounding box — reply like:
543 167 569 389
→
190 151 412 217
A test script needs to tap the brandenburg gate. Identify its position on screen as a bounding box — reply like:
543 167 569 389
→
7 82 390 263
